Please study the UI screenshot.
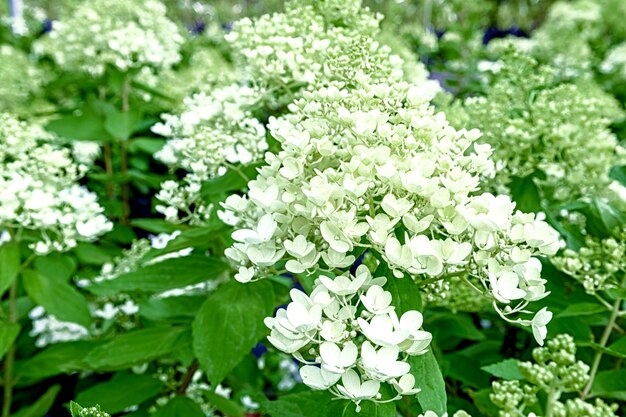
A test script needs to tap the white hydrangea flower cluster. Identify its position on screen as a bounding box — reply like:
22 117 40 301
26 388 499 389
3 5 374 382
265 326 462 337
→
153 0 441 226
225 0 385 90
153 86 268 223
29 306 89 348
35 0 184 76
225 0 440 104
224 80 561 343
601 42 626 79
266 265 432 410
0 45 44 113
450 52 626 201
0 114 112 254
71 141 101 165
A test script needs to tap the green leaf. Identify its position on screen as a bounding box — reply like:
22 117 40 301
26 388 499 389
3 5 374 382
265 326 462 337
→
0 322 20 358
104 109 142 141
34 252 77 283
16 341 102 381
152 396 205 417
85 326 187 370
481 359 523 380
591 369 626 401
69 402 84 417
88 255 229 295
577 199 626 238
557 302 607 318
74 243 114 266
509 175 542 213
469 389 499 417
607 336 626 357
22 269 91 327
46 114 111 142
409 351 447 415
193 280 275 386
12 385 61 417
261 391 333 417
205 392 245 417
200 163 261 197
379 262 422 314
130 218 181 234
430 313 485 345
262 391 394 417
75 372 163 414
138 295 206 322
129 137 166 154
0 241 20 295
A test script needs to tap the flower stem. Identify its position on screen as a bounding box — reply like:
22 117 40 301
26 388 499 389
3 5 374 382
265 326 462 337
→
120 75 131 225
544 388 561 417
582 298 622 398
176 359 199 395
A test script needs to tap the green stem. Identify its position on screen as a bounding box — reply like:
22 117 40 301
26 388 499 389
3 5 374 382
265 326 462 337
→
582 298 622 398
544 388 561 417
2 281 18 417
120 76 131 225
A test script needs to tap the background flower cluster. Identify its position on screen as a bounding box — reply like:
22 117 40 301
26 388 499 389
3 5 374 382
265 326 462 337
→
0 1 625 417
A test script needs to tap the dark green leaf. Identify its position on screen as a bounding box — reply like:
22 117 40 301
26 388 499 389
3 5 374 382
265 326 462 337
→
138 295 206 322
591 369 626 401
200 163 261 197
130 218 181 234
509 175 542 213
261 391 333 417
378 262 422 313
16 341 102 381
85 326 187 370
193 280 275 386
75 372 163 414
74 243 114 266
12 385 61 417
430 313 485 344
481 359 523 380
557 302 607 318
34 252 77 283
205 392 245 417
409 351 447 415
0 241 20 295
0 322 20 358
46 114 111 142
153 396 205 417
129 137 165 154
104 109 142 141
22 269 91 327
88 255 229 295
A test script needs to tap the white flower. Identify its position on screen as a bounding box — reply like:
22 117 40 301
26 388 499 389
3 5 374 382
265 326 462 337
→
35 0 183 75
531 307 553 346
396 311 432 355
361 341 410 380
319 272 367 297
232 214 277 244
300 365 342 390
319 342 358 374
235 266 255 283
360 285 393 315
489 271 527 304
392 374 421 396
336 369 381 405
358 314 408 348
